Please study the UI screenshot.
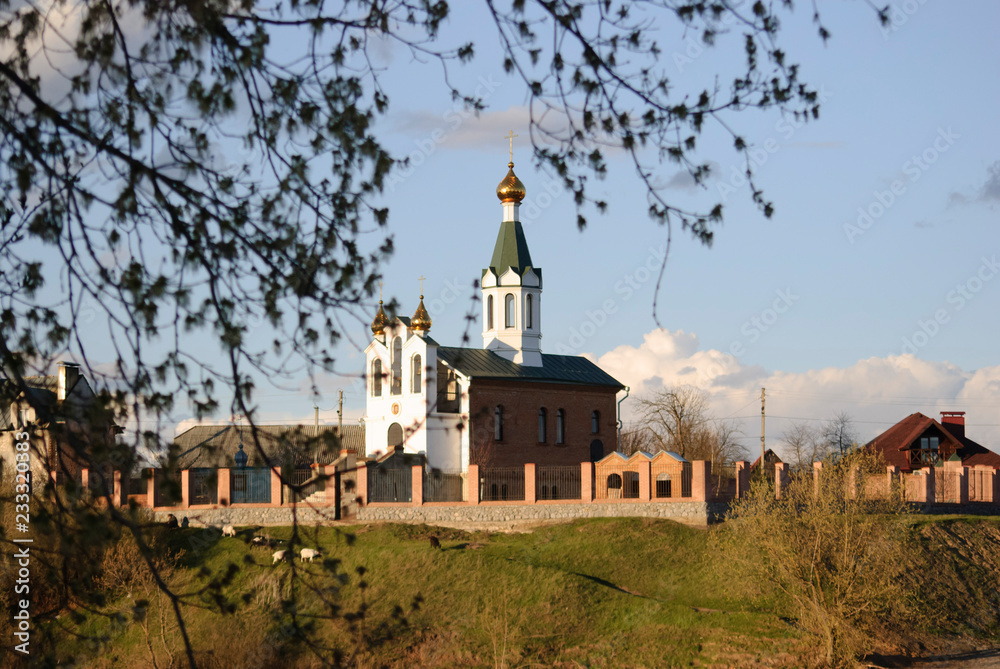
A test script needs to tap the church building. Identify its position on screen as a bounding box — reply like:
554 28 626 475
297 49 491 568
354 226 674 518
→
363 156 625 470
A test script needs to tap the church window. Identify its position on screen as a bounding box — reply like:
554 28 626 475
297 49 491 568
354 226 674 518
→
538 408 547 443
504 294 515 328
494 405 504 441
390 337 402 395
591 410 600 434
556 409 565 444
487 295 494 330
411 354 422 394
526 294 533 329
371 359 383 397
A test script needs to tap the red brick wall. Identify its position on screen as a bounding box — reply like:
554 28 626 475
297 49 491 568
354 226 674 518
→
468 379 619 466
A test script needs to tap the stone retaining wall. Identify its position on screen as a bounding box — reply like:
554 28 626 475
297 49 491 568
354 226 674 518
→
151 500 731 527
357 501 729 526
152 506 339 527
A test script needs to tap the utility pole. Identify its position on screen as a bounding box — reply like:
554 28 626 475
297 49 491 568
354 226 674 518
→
337 390 343 433
314 405 319 437
760 387 766 468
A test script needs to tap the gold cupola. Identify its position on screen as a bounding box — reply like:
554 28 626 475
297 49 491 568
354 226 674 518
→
411 295 432 332
496 162 526 203
371 300 389 336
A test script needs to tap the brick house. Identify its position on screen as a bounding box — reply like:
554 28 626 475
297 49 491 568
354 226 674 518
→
363 158 625 469
865 411 1000 472
0 362 119 490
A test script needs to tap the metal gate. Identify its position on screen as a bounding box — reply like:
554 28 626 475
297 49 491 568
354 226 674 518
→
230 467 271 504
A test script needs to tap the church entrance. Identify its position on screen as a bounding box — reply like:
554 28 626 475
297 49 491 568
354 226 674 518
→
388 423 403 449
590 439 604 462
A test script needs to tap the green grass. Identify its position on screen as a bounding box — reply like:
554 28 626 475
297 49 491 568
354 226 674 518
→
46 515 1000 668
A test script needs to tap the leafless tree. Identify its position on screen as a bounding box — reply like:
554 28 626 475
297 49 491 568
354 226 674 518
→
617 424 657 456
781 422 831 474
637 386 709 459
822 411 860 458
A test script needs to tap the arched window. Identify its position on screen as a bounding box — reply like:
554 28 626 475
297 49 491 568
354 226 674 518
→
387 423 403 449
390 337 402 395
487 295 494 330
591 410 600 434
411 354 422 394
607 473 622 499
526 294 533 329
371 359 383 397
494 405 504 441
538 408 547 443
556 409 565 444
504 293 515 328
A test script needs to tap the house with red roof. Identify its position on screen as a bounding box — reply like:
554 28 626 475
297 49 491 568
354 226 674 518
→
865 411 1000 472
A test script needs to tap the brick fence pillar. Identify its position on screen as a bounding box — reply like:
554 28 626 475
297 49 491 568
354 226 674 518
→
80 468 90 496
813 461 823 498
524 463 536 504
692 461 710 501
356 463 367 506
112 470 125 507
217 468 230 506
924 467 936 504
638 460 651 502
775 462 789 499
412 465 424 506
580 462 593 502
736 461 750 498
467 464 479 505
147 469 158 508
886 465 898 499
181 469 191 508
958 467 969 505
270 468 282 506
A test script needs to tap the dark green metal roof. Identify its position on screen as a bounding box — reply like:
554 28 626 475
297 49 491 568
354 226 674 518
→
488 220 534 276
436 347 624 389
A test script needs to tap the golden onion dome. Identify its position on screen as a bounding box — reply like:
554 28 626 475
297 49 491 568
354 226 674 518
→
496 162 526 203
410 296 432 332
371 301 389 336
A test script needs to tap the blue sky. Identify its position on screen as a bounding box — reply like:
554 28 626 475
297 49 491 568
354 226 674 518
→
157 2 1000 453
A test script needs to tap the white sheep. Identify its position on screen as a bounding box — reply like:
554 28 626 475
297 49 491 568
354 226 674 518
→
272 549 289 564
300 548 322 563
251 536 267 548
222 524 236 537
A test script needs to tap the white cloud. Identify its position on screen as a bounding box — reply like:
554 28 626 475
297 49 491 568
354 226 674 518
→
595 328 1000 456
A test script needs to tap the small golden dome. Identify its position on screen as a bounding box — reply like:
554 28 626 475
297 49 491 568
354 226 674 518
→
411 296 432 332
371 301 389 336
496 162 526 203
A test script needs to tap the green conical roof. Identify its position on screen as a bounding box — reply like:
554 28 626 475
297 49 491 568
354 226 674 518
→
489 220 533 275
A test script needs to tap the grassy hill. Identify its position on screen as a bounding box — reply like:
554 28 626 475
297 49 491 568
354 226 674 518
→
35 516 1000 668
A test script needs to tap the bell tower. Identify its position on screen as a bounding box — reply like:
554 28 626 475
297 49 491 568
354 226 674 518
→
482 134 542 367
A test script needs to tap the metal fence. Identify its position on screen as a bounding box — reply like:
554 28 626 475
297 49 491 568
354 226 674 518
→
154 470 183 507
231 467 271 504
480 467 525 501
368 466 412 503
424 469 465 502
287 466 323 501
710 465 737 501
536 466 581 501
190 468 218 505
595 467 640 500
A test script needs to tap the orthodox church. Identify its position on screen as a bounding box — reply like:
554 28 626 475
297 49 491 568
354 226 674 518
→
363 156 625 470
